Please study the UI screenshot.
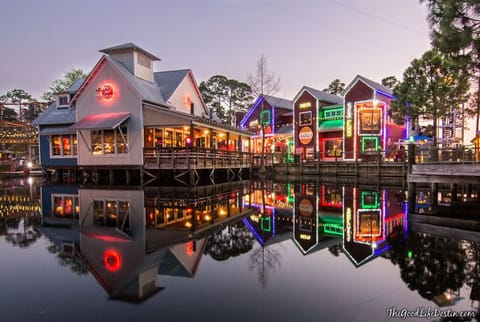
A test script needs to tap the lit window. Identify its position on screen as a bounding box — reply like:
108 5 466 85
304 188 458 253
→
93 199 130 230
90 127 128 156
51 134 77 157
52 194 79 218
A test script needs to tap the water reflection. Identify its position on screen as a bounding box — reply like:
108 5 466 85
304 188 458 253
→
0 178 41 247
38 181 252 302
2 178 479 317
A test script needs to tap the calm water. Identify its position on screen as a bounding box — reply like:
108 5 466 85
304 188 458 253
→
0 177 479 322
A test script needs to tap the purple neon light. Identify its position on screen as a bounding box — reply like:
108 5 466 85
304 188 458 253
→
375 89 395 99
243 217 265 246
240 95 263 128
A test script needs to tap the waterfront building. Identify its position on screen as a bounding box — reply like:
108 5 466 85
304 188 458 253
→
343 186 406 266
293 86 343 161
343 75 406 161
239 95 293 160
34 43 253 184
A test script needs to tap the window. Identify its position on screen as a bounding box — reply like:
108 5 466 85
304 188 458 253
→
361 137 379 153
299 111 312 126
137 53 152 69
52 194 79 218
93 199 130 230
57 95 69 108
51 134 77 157
90 127 128 155
324 138 343 157
323 108 343 120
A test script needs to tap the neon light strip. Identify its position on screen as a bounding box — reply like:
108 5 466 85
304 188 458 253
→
361 137 379 152
357 106 383 137
361 191 379 209
375 89 395 99
240 96 262 128
272 105 275 135
242 218 265 246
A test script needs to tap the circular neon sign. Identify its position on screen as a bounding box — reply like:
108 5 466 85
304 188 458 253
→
299 199 314 216
96 83 115 101
298 127 313 145
103 249 122 272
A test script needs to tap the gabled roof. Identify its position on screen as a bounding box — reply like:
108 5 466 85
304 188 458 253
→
345 75 394 98
295 86 343 105
154 69 190 101
99 42 161 61
67 78 85 94
106 56 168 107
263 95 294 110
32 102 76 126
239 94 293 128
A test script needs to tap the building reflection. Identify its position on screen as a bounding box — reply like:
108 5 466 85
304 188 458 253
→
242 183 408 265
32 179 480 311
343 187 407 266
38 181 253 303
1 178 41 247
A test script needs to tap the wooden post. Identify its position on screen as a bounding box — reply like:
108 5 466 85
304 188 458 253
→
407 143 415 175
408 182 416 214
451 183 457 203
431 183 438 207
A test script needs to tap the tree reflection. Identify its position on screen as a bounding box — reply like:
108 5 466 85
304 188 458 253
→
46 242 88 276
247 244 284 288
4 215 42 248
205 223 255 261
388 229 468 302
328 244 343 257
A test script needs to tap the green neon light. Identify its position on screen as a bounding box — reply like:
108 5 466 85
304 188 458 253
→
287 141 294 162
261 217 271 232
287 183 294 203
260 110 271 125
361 191 379 209
323 223 343 236
361 137 379 152
407 250 413 259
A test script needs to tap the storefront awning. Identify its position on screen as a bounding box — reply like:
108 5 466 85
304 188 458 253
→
318 119 343 133
275 125 293 135
69 112 130 130
40 126 76 136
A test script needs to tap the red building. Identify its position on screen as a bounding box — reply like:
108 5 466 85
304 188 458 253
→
293 86 343 161
343 75 406 161
239 95 293 156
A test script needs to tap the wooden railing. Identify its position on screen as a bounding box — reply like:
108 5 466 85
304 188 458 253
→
143 147 253 169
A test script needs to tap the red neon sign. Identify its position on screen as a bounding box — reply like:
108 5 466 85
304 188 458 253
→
103 249 122 272
96 83 115 101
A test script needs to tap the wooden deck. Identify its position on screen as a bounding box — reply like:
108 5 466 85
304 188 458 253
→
143 147 252 170
409 163 480 184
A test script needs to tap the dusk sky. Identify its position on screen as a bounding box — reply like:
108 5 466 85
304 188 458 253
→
1 0 431 101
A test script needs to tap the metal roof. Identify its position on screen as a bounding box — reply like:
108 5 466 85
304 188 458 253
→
67 78 85 94
154 70 190 101
345 75 394 98
356 75 393 95
99 42 161 61
69 112 130 130
301 86 343 105
263 95 293 110
32 102 76 126
106 56 170 107
39 126 76 135
275 125 293 135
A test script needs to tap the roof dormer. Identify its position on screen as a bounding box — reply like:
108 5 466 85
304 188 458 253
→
57 94 69 109
99 42 160 83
